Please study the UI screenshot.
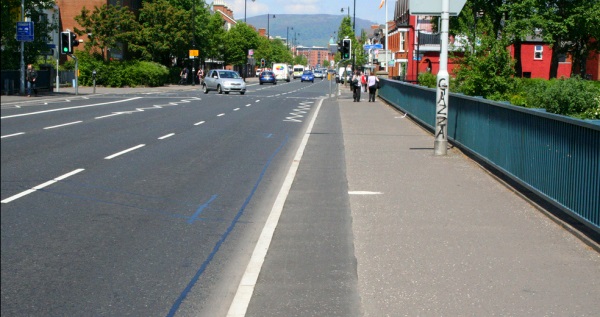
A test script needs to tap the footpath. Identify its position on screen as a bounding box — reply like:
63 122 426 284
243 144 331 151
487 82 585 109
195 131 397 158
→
336 86 599 316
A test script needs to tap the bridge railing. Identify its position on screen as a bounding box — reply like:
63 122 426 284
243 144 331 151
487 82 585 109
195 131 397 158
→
379 79 600 234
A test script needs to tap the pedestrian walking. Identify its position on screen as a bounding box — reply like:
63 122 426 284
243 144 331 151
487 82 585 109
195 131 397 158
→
351 71 362 102
197 68 204 85
179 67 189 85
26 64 37 97
361 72 367 92
367 72 379 102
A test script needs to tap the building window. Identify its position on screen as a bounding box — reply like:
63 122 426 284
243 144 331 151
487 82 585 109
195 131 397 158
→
534 45 543 60
400 33 405 52
558 54 567 63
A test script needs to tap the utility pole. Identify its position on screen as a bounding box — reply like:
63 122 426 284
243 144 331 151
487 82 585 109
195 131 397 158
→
434 0 450 155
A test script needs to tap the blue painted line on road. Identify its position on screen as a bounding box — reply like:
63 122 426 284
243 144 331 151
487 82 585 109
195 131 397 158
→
188 195 218 224
166 134 289 317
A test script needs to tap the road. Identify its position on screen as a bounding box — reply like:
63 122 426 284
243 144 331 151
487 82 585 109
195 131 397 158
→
1 78 346 316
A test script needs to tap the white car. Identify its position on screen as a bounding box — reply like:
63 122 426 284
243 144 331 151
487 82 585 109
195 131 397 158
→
203 70 246 95
313 70 324 79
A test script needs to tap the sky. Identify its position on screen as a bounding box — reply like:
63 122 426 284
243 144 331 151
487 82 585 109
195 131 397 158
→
223 0 391 25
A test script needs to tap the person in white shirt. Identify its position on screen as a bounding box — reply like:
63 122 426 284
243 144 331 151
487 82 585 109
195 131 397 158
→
367 73 379 102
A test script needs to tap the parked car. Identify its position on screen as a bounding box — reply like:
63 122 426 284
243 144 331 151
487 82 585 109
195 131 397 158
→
300 70 315 83
313 69 324 79
259 71 277 85
203 70 246 95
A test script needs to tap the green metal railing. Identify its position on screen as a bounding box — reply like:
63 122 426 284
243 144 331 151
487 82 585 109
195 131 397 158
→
379 79 600 233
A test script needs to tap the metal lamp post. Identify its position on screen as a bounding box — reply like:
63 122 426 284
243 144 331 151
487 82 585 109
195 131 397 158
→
245 0 255 23
268 14 275 39
287 26 293 50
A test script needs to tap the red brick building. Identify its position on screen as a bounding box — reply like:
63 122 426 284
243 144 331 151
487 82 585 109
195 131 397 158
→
385 0 598 81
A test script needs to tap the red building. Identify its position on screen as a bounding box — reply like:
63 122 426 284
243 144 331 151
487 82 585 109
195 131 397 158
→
385 0 598 81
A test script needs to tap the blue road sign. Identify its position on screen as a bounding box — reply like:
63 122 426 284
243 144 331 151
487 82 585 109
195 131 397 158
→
363 44 384 50
16 22 34 42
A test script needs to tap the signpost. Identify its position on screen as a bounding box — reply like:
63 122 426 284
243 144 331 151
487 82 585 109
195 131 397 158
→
17 19 34 95
410 0 466 156
16 22 34 42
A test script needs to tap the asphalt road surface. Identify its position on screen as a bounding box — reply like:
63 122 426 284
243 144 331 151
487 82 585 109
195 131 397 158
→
2 78 351 316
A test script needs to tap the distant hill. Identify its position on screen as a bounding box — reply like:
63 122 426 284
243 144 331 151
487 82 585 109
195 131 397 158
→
245 14 379 48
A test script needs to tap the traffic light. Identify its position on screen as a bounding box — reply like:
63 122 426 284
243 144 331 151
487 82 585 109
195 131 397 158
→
71 32 80 51
261 58 265 68
60 31 72 54
337 41 343 54
342 38 351 60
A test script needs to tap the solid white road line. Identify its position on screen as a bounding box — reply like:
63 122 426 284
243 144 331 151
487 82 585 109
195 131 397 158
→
227 98 325 317
1 168 85 203
104 144 145 160
158 133 175 140
43 121 82 129
1 97 142 119
1 132 25 139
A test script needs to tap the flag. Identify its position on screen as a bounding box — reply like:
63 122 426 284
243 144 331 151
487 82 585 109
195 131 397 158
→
379 0 385 9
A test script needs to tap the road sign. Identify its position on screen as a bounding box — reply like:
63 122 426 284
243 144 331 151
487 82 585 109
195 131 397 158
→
363 44 383 50
16 22 34 42
189 49 199 58
409 0 466 16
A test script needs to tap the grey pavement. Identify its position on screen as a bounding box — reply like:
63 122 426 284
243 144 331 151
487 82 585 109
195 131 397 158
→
337 87 600 316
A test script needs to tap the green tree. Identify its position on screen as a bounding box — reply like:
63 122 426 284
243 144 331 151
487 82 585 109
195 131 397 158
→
74 3 139 61
269 39 293 64
201 12 226 66
223 23 260 71
133 0 190 66
334 16 354 64
453 34 516 100
1 0 58 69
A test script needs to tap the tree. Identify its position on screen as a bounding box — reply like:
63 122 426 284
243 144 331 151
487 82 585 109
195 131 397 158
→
74 3 139 61
223 23 260 73
201 12 226 66
334 16 354 64
133 0 190 66
565 0 600 77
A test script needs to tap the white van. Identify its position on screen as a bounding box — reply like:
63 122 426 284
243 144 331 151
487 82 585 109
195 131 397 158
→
272 63 291 82
293 65 305 79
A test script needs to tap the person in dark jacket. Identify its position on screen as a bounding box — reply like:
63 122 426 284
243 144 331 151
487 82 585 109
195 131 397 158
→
26 64 37 97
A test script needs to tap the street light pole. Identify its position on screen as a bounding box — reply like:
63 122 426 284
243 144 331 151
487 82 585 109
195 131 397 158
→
268 14 275 39
245 0 255 23
287 26 293 50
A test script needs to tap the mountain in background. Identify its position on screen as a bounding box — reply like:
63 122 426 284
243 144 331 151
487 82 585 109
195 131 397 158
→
244 14 380 48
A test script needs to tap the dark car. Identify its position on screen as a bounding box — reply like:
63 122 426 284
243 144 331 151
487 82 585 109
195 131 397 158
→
259 71 277 85
300 70 314 83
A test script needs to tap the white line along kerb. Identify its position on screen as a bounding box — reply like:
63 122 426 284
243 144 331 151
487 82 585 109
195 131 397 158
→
227 98 324 317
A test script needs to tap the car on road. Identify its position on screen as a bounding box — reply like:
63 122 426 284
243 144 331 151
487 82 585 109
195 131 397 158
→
259 71 277 85
313 69 324 79
300 70 315 83
203 70 246 95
